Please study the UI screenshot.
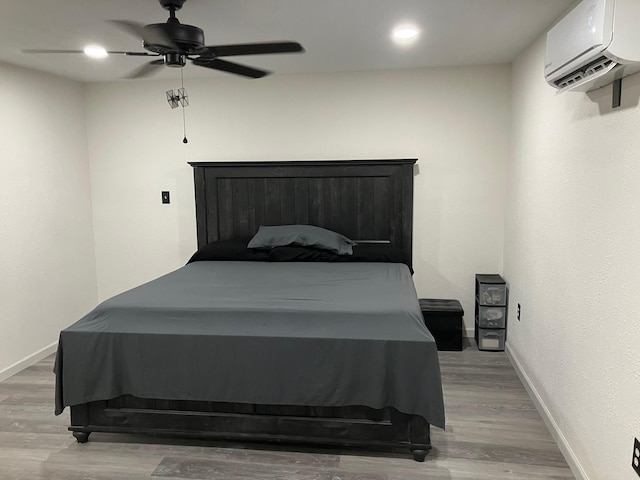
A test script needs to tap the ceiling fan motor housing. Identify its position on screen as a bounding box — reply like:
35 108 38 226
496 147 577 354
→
165 52 186 67
143 23 204 54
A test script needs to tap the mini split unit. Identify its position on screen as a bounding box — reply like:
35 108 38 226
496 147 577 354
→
545 0 640 93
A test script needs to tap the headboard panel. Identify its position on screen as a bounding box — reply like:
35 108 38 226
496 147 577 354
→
189 159 417 265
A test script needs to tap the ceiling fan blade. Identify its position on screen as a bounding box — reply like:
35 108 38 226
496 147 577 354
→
124 59 165 79
22 48 158 56
202 41 304 57
22 49 84 54
108 20 146 40
192 58 269 79
115 52 161 57
109 20 178 50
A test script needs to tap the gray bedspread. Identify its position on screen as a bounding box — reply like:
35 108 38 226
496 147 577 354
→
54 261 445 429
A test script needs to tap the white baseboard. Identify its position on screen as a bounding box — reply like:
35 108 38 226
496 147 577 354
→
505 344 589 480
464 327 474 338
0 342 58 383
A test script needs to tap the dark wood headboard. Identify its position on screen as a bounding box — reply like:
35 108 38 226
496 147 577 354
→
189 159 417 265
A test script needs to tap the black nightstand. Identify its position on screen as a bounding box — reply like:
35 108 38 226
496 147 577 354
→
419 299 464 351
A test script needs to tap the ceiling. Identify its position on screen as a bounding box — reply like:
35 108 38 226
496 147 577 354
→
0 0 575 83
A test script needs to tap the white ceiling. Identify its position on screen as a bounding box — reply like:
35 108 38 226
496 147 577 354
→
0 0 575 83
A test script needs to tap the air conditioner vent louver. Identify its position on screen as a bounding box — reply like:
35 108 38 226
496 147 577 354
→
554 56 616 89
584 57 615 76
555 72 584 88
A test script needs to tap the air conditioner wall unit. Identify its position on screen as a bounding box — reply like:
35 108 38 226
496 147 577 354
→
545 0 640 93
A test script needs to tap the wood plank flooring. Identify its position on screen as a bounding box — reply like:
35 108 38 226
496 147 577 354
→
0 342 575 479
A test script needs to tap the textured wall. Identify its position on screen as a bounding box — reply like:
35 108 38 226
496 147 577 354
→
84 66 511 332
0 62 97 373
505 35 640 479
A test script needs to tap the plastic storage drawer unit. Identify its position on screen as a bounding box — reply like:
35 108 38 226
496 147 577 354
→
477 306 506 328
476 274 507 306
477 327 506 351
475 273 507 352
419 298 464 351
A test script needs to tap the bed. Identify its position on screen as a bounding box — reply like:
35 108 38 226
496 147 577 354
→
55 159 445 461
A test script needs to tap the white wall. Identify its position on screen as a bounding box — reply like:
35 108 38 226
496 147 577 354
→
505 36 640 480
0 62 97 374
85 66 511 331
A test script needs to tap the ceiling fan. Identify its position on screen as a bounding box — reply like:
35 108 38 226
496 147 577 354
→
22 0 305 79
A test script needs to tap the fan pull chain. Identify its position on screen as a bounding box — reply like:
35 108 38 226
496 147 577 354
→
181 67 188 144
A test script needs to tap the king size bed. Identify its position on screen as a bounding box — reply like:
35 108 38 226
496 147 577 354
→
54 159 445 461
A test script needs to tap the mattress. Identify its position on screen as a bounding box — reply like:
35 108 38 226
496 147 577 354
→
54 261 445 429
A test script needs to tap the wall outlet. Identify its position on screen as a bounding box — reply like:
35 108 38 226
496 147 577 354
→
517 303 521 321
632 438 640 476
161 191 170 204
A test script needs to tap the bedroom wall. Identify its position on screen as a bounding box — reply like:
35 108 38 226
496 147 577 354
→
505 35 640 480
0 62 97 376
84 65 510 333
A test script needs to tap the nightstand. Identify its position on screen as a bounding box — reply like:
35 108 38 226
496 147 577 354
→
418 298 464 351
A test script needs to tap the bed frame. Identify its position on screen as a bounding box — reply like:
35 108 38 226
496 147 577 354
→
69 158 431 461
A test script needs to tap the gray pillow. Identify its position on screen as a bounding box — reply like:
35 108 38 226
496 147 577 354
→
247 225 356 255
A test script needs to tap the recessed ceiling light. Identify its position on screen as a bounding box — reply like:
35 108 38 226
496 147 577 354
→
83 45 108 59
392 26 420 44
393 27 419 40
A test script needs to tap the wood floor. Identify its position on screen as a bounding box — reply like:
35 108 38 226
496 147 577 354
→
0 341 575 480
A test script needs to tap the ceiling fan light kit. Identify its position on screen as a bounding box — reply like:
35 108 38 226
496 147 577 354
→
22 0 304 79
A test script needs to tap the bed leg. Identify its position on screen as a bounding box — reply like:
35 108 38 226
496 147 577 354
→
70 404 91 444
408 414 431 462
72 431 90 444
411 448 428 462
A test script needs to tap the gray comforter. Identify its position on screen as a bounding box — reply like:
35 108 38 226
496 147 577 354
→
54 261 445 429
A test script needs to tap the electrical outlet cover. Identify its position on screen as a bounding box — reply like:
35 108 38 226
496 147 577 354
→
633 438 640 476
